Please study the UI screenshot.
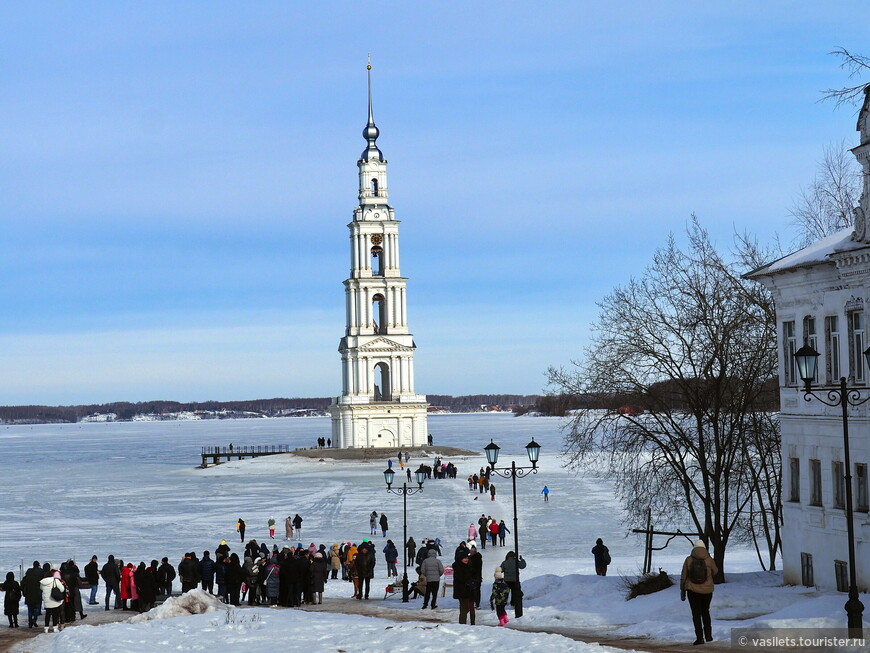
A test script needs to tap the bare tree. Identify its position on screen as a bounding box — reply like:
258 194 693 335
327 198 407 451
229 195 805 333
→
788 141 861 247
548 218 779 580
822 48 870 107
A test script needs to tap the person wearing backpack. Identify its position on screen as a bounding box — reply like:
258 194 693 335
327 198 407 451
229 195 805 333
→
680 539 718 645
591 538 611 576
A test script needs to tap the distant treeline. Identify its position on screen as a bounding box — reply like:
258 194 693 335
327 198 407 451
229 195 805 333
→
0 394 543 424
526 377 780 417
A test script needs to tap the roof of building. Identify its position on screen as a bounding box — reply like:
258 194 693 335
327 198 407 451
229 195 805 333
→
745 227 870 278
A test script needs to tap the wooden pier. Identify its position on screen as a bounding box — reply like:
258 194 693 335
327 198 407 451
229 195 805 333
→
200 444 294 467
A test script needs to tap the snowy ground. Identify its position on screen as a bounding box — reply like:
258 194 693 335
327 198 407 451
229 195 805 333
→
1 414 861 652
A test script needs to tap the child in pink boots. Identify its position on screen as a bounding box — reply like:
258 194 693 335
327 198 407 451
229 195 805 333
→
490 567 510 626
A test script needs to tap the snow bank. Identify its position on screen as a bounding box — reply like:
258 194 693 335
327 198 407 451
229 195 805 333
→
19 607 630 653
127 589 228 623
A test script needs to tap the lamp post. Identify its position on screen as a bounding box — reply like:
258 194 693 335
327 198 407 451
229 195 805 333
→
483 437 541 618
794 343 870 638
383 464 426 602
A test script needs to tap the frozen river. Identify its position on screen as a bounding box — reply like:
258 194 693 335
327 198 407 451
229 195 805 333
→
0 413 762 581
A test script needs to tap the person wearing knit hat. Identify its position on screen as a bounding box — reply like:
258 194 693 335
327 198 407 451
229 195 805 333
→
490 567 510 626
680 539 718 645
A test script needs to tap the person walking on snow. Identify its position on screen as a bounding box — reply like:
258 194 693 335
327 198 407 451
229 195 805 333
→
541 486 549 502
369 510 378 536
379 513 389 537
490 483 496 501
498 520 510 547
501 551 526 613
383 540 399 577
468 523 478 542
488 518 499 547
285 516 293 540
453 553 476 624
680 539 717 646
237 518 246 542
490 567 511 626
591 538 611 576
420 549 444 609
2 572 22 628
268 516 276 539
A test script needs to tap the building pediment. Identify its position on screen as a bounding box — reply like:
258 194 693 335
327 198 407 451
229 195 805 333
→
358 336 415 353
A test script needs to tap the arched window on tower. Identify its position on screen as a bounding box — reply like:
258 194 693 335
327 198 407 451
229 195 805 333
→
371 178 379 196
374 362 391 401
372 294 387 334
370 246 384 276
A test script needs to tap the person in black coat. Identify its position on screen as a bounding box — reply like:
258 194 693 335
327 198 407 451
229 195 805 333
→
309 553 327 604
83 556 99 606
156 557 176 598
406 537 417 567
133 563 157 613
354 547 375 600
591 538 610 576
379 513 389 537
215 555 228 603
452 556 475 625
2 572 22 628
61 560 85 622
467 543 483 608
199 551 215 593
21 562 43 628
100 555 121 610
225 553 244 606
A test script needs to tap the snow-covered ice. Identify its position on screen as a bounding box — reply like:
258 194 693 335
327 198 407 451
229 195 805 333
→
1 414 861 651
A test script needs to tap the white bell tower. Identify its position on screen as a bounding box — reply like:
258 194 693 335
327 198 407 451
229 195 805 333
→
328 60 429 449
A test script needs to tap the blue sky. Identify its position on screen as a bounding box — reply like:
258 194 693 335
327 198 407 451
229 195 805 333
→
0 2 866 405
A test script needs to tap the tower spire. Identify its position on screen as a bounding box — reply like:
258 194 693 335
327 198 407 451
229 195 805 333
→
362 54 383 162
367 53 374 125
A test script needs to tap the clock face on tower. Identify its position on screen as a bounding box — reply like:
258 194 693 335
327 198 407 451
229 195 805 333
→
371 234 383 246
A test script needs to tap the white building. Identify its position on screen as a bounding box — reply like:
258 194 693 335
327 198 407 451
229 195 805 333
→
328 64 428 449
748 89 870 591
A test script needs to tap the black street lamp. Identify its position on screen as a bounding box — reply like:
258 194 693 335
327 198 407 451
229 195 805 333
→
483 437 541 618
383 464 426 602
794 343 870 638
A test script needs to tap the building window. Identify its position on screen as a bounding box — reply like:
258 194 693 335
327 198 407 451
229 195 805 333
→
848 311 865 383
809 459 822 506
804 316 818 383
832 461 846 509
784 321 797 386
857 463 868 512
826 316 841 384
371 178 379 196
789 457 800 502
834 560 848 593
801 552 814 587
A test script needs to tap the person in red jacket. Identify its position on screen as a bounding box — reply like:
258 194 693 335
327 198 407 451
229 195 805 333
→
119 562 134 610
488 518 499 547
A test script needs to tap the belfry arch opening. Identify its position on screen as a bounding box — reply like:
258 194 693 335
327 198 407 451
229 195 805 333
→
371 178 379 196
370 246 384 276
374 362 391 401
372 294 387 334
